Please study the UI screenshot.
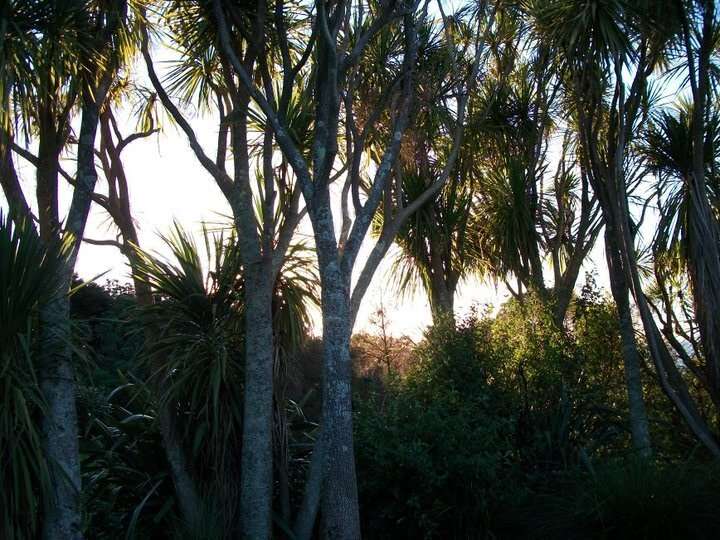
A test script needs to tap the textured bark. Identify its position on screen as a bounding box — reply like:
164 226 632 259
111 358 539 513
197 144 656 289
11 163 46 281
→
317 262 360 540
427 235 457 325
429 277 455 326
146 15 284 533
230 98 276 537
38 268 82 540
605 229 652 457
36 133 79 540
239 269 275 539
211 3 428 537
552 283 574 328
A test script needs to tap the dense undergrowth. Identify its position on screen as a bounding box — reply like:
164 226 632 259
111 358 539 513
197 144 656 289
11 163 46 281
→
5 276 719 539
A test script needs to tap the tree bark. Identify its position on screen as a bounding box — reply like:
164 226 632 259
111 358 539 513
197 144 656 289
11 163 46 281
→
157 404 202 530
604 229 653 457
39 72 111 540
317 260 360 540
239 268 275 539
38 267 82 540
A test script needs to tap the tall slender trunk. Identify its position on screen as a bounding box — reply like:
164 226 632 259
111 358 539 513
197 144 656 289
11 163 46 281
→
604 229 652 457
317 261 360 540
39 266 82 540
157 404 202 529
239 267 275 539
0 137 34 225
39 75 111 539
686 181 720 401
685 0 720 402
36 116 77 540
608 150 720 457
552 282 574 329
552 251 586 328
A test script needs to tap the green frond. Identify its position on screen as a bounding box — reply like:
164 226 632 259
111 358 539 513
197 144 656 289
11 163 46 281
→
0 211 68 539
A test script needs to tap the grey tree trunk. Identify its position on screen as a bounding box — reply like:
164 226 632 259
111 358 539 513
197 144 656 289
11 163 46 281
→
39 73 112 540
239 268 275 539
552 249 587 328
317 262 361 540
39 267 83 540
552 283 574 329
604 229 653 457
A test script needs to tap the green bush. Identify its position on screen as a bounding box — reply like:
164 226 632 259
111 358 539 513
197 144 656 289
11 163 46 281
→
355 317 518 539
354 290 701 539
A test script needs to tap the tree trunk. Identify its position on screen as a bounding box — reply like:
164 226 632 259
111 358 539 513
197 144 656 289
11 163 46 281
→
686 1 720 403
614 196 720 458
317 261 361 540
39 75 112 540
429 278 455 326
686 185 720 400
39 267 83 540
239 268 275 539
604 229 653 457
157 404 202 530
552 282 573 329
552 251 586 328
0 138 34 225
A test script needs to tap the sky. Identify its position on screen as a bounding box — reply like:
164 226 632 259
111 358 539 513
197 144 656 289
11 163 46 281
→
4 110 607 340
2 37 661 341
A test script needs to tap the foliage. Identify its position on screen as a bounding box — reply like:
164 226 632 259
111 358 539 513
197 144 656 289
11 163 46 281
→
524 459 720 539
78 383 176 539
354 284 715 538
0 213 66 539
132 223 319 526
355 317 517 539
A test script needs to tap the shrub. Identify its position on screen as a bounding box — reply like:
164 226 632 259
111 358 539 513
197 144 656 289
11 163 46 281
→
355 317 518 539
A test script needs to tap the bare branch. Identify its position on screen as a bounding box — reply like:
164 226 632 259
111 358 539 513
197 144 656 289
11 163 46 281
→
141 23 235 199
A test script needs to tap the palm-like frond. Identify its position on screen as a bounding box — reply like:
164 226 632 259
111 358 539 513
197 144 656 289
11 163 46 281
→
0 212 67 539
541 168 581 271
642 101 720 275
133 223 245 506
472 156 540 281
132 222 318 504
